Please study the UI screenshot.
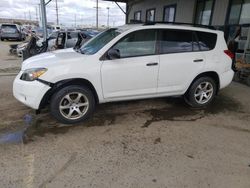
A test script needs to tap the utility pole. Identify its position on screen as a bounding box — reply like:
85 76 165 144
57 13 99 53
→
75 14 76 27
107 7 110 28
40 0 47 41
29 10 31 21
96 0 98 29
35 6 38 22
55 0 59 25
38 3 42 27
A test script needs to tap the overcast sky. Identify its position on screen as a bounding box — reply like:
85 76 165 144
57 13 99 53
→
0 0 126 27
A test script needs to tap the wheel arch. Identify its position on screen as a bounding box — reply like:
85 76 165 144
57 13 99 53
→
186 71 220 94
39 78 99 109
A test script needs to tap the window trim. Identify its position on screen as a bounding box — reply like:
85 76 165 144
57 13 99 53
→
163 4 177 22
101 29 159 60
134 10 142 21
100 29 218 60
194 0 216 26
146 8 156 22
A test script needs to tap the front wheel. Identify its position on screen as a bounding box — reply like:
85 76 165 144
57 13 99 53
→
50 85 96 124
185 77 217 108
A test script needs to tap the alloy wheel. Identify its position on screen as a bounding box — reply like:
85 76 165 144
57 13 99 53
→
59 92 89 120
194 82 214 104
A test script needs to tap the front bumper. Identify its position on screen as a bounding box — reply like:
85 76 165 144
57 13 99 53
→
13 72 51 109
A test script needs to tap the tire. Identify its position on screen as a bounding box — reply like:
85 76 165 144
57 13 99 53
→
50 85 96 124
1 38 4 41
184 77 217 108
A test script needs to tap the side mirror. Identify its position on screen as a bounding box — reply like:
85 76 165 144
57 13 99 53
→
107 49 120 60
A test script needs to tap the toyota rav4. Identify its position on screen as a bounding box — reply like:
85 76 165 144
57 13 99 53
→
13 24 234 124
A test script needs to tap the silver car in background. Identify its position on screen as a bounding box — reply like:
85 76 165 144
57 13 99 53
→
0 24 26 41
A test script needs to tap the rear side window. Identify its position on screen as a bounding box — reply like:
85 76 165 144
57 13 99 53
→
195 31 217 51
159 29 193 54
113 29 157 58
159 29 217 54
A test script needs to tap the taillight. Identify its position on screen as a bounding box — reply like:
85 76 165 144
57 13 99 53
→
224 50 234 59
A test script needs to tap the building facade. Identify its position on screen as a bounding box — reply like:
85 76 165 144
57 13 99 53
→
127 0 250 26
106 0 250 26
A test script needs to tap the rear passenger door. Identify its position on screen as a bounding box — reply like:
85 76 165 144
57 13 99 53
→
66 32 78 48
157 29 206 94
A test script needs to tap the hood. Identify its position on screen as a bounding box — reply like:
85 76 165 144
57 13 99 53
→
22 48 85 70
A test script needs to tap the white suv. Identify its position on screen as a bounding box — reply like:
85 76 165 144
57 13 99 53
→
13 24 234 124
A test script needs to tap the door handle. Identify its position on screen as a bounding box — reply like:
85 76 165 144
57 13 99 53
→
146 62 158 66
193 59 204 62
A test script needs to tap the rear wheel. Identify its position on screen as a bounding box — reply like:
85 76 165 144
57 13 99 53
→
50 85 96 124
185 77 216 108
1 38 4 41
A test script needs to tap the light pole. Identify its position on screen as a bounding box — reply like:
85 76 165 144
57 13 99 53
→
96 0 98 29
75 14 76 28
40 0 47 41
93 0 99 29
55 0 59 25
107 7 110 28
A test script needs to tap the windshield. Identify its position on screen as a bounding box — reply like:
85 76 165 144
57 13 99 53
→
80 28 121 55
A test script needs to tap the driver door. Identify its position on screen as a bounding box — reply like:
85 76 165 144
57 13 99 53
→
101 29 159 99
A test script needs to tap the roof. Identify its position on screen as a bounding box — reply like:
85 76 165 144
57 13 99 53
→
115 23 220 34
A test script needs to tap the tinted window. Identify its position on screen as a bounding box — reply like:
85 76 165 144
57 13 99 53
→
228 0 250 24
146 9 155 22
196 31 217 51
160 30 193 54
163 5 176 22
195 0 214 25
134 11 141 21
112 29 157 58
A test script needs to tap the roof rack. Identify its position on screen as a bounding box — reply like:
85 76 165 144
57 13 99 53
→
142 21 216 30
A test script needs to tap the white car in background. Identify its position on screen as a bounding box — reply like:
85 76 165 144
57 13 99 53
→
13 23 234 124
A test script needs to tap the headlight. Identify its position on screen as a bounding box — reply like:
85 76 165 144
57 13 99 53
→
20 68 47 81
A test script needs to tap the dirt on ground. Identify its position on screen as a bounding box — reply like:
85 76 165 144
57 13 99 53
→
0 40 250 188
0 40 22 73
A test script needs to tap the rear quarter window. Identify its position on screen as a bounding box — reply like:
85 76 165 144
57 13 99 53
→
195 31 217 51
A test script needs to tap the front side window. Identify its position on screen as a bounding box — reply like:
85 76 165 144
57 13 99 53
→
163 4 176 22
228 0 250 24
146 9 156 22
195 0 214 25
134 11 141 21
80 29 121 55
112 29 157 58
